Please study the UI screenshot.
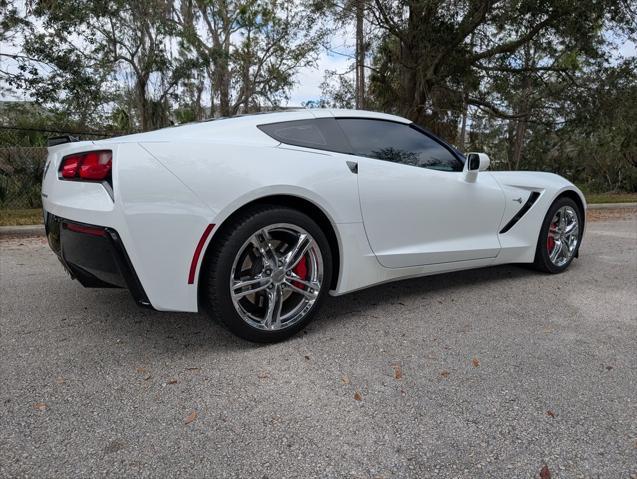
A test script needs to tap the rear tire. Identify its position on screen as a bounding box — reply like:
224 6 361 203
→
533 196 583 273
200 205 332 343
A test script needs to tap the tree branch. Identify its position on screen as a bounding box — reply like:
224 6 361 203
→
468 97 530 119
429 1 493 75
476 64 569 73
470 17 554 62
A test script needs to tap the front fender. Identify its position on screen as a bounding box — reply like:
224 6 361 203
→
490 171 586 263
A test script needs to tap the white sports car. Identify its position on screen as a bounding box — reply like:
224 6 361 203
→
42 109 585 342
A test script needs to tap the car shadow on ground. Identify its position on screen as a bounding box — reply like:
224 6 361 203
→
72 263 540 354
310 262 547 335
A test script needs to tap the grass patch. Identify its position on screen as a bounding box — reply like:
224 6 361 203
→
0 208 43 226
585 193 637 204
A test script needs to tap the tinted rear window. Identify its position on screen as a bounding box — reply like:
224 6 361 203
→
258 118 351 153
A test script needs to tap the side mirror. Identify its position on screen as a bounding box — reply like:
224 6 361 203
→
464 152 490 182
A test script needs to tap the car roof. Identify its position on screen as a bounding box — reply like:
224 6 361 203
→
236 108 410 124
96 109 412 145
195 108 411 125
313 109 411 124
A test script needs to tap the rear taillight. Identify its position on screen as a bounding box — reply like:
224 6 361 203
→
61 155 81 178
59 150 112 181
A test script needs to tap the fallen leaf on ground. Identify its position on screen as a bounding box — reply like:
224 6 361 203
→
136 368 151 380
393 364 403 380
257 371 270 379
472 358 480 368
341 375 350 385
354 391 362 401
440 371 450 378
546 410 556 418
33 402 47 411
167 379 178 385
539 464 551 479
104 439 126 454
184 411 197 425
304 355 310 360
55 377 65 384
605 365 613 371
185 367 200 371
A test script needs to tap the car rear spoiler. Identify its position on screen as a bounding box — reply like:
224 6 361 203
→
47 135 79 147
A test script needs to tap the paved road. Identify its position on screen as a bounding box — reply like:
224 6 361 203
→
1 212 636 479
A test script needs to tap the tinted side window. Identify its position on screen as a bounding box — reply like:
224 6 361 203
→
337 118 463 172
258 118 350 153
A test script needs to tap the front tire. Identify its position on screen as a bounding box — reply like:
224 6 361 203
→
201 205 332 343
533 196 583 273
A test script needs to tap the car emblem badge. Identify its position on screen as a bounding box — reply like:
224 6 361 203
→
272 269 286 283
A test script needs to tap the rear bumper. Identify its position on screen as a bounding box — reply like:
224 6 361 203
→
45 212 153 309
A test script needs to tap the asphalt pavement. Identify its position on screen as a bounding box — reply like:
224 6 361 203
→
1 210 636 478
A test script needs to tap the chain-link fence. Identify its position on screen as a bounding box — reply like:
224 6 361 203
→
0 144 47 209
0 126 125 210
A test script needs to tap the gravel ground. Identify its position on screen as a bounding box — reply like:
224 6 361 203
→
1 211 636 479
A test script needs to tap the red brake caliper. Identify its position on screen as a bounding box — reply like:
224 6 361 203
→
547 222 557 253
292 255 308 289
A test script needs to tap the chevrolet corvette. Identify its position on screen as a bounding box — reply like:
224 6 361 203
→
42 109 585 342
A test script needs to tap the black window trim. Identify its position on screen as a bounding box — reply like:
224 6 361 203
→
256 116 467 169
334 117 466 171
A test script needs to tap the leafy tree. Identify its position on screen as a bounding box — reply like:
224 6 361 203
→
320 69 356 108
362 0 634 126
4 0 196 130
174 0 328 116
2 0 636 193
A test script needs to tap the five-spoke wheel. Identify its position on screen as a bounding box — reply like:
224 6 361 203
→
534 197 583 273
546 205 579 267
201 206 332 342
230 224 323 331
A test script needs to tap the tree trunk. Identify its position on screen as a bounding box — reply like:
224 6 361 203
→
459 95 468 151
400 1 427 122
512 46 533 169
210 10 231 117
136 77 150 131
506 120 516 170
216 58 231 117
208 68 215 118
355 0 365 109
512 117 527 170
195 79 204 120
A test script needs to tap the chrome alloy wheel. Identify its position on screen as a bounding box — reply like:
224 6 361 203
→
229 223 324 331
547 205 580 267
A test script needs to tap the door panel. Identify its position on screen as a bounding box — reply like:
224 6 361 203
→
357 158 505 268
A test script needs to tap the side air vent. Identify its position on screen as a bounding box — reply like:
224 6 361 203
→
499 191 541 234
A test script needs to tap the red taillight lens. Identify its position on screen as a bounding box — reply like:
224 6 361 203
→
61 155 82 178
79 151 112 180
59 150 112 181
